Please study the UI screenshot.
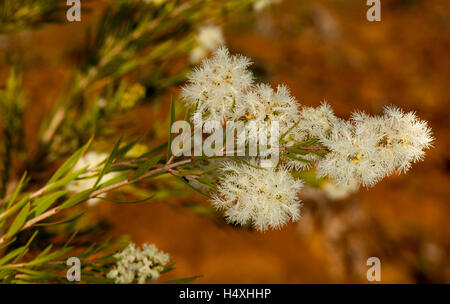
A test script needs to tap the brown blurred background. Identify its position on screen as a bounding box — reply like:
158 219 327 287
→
2 0 450 283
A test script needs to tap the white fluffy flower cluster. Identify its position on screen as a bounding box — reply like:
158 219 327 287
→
211 161 303 232
65 152 119 206
190 25 225 63
107 243 170 284
317 106 433 187
182 46 433 231
182 47 253 123
183 47 301 143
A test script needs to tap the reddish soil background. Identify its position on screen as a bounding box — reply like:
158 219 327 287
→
2 0 449 283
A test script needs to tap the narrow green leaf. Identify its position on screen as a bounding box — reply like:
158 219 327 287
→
46 166 88 193
6 202 30 238
26 247 72 267
35 210 86 227
32 190 68 216
47 136 93 185
94 136 122 188
131 155 162 179
59 189 94 210
5 172 28 209
281 152 312 163
0 246 27 266
0 195 30 225
98 194 155 204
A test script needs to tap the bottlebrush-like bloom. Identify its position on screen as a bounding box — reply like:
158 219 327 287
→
353 106 434 174
235 83 300 135
211 161 303 231
282 102 339 170
65 152 119 206
317 119 387 187
107 243 170 284
182 47 253 123
318 106 433 187
298 101 338 139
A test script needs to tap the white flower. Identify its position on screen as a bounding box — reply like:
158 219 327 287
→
253 0 281 12
317 119 386 187
65 152 119 206
235 84 300 132
182 47 254 123
211 160 303 231
190 25 225 63
318 106 433 187
298 101 339 139
281 102 338 170
107 243 170 284
354 106 433 174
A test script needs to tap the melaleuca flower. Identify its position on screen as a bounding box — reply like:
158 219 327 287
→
65 152 119 206
298 101 338 139
281 102 339 170
353 106 433 174
190 25 225 63
182 47 253 123
317 119 387 187
211 161 303 231
235 83 300 135
107 243 170 284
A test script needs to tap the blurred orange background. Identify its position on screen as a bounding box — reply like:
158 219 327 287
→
2 0 449 283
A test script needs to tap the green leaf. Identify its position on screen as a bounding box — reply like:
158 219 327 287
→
115 137 142 159
46 166 88 193
35 210 86 227
32 190 68 216
0 246 27 266
281 152 312 164
0 195 30 225
47 137 93 185
131 155 162 179
94 136 122 188
59 189 95 210
167 96 175 161
26 247 72 267
5 172 28 209
98 194 155 204
6 202 30 238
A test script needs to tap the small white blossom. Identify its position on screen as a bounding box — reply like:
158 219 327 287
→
211 161 303 231
298 101 339 139
65 152 119 206
182 47 254 123
318 106 433 187
317 119 386 187
235 83 300 133
107 243 170 284
353 106 434 174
